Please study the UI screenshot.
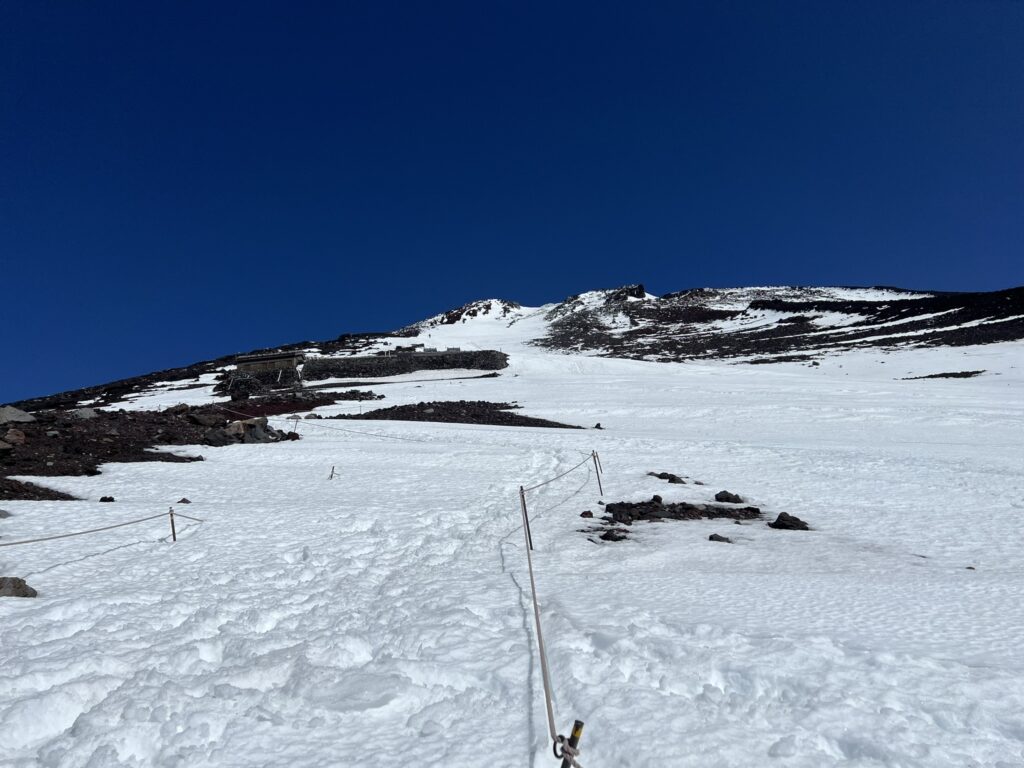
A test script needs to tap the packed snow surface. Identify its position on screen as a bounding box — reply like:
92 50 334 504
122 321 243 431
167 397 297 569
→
2 321 1023 766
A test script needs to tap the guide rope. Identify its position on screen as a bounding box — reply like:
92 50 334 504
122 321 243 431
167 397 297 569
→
1 512 178 548
515 452 604 765
522 454 594 493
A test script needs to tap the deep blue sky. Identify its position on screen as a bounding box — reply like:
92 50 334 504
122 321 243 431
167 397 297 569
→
2 1 1023 402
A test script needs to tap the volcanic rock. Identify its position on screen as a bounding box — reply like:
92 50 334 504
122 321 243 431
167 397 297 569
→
187 412 225 428
715 490 744 504
0 578 37 598
768 512 810 530
0 406 35 424
709 534 732 543
204 428 234 447
649 471 686 484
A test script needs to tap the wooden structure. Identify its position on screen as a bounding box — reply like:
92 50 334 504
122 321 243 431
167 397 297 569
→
235 351 306 374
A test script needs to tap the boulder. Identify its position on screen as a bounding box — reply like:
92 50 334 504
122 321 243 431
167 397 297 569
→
709 533 732 543
99 496 115 502
648 471 685 484
0 509 11 518
165 403 190 415
203 428 235 447
187 412 226 428
71 408 98 420
768 512 809 531
0 577 37 598
580 510 593 518
0 441 12 453
0 406 35 424
177 497 191 504
223 417 283 444
715 490 744 504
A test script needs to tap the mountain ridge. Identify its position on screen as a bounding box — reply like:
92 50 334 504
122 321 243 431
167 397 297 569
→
8 283 1024 411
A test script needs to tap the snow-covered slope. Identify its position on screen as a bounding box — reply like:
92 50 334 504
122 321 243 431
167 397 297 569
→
2 286 1024 766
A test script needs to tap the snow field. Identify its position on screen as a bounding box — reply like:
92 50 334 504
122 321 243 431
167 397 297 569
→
2 339 1024 766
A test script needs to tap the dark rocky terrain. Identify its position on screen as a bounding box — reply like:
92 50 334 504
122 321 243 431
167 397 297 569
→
0 394 350 500
535 284 1024 362
303 351 508 380
332 400 581 429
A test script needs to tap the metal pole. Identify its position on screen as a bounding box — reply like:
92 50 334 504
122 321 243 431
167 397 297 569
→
519 486 534 551
560 720 585 768
594 450 604 475
592 452 604 497
169 508 177 542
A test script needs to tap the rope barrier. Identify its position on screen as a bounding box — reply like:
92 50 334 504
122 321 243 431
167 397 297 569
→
519 486 561 746
522 454 595 493
169 511 205 523
0 512 172 547
0 508 206 548
515 451 605 765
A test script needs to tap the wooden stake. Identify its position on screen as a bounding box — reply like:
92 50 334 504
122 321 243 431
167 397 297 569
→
168 507 177 542
592 452 604 497
519 486 534 551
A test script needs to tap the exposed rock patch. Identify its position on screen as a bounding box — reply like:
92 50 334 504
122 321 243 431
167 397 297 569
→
0 577 37 598
333 401 581 429
648 471 686 484
607 498 762 526
0 478 78 501
537 285 1024 361
902 370 985 380
303 350 508 380
768 512 810 530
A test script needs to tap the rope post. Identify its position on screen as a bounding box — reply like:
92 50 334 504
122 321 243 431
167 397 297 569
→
594 450 604 475
558 720 585 768
519 485 534 551
592 451 604 497
168 507 177 542
328 465 336 480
